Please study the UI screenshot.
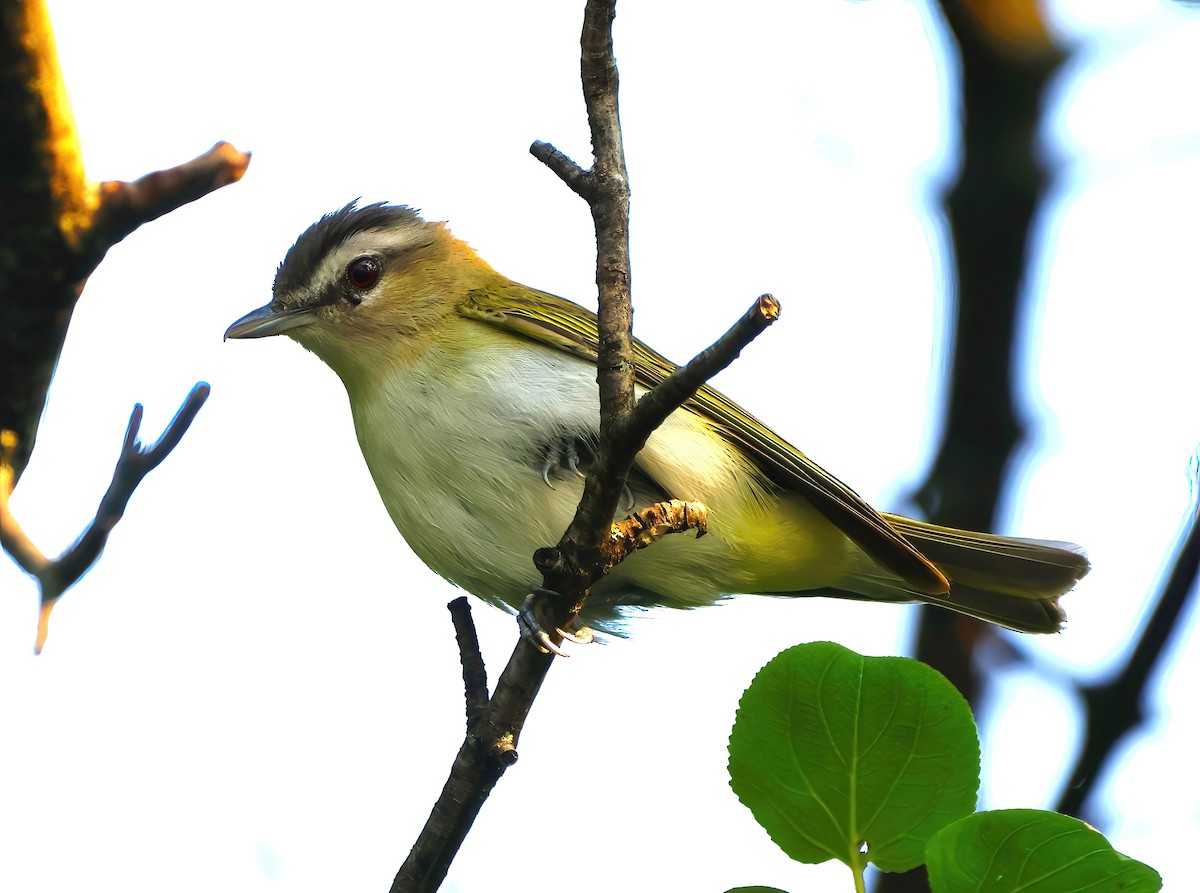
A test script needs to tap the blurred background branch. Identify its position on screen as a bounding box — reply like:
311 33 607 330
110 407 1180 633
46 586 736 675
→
906 0 1066 704
0 384 209 651
0 0 245 646
1056 490 1200 819
881 0 1196 888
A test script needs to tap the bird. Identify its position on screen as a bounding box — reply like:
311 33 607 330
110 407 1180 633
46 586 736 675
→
225 200 1089 649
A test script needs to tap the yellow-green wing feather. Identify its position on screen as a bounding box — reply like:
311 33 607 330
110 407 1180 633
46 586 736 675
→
458 284 950 595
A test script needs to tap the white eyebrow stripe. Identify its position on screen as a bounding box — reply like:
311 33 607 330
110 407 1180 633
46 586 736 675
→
308 226 433 295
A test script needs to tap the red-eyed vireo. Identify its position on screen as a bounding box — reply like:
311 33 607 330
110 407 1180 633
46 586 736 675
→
226 201 1089 642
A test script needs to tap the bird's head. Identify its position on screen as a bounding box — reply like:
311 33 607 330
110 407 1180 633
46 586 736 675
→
225 201 497 384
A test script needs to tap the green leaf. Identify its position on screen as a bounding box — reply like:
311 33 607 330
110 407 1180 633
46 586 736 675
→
727 641 979 873
725 888 790 893
926 809 1162 892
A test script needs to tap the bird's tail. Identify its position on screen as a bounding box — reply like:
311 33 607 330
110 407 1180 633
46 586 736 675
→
835 514 1091 633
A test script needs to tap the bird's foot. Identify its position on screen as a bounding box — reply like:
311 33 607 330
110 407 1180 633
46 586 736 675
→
539 437 588 489
518 589 594 657
537 436 636 512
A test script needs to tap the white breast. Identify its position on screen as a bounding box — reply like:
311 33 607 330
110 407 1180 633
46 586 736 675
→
347 334 852 618
350 339 600 609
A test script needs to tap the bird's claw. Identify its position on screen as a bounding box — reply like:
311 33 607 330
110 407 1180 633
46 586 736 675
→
539 437 588 490
538 437 638 511
517 605 569 656
518 590 594 656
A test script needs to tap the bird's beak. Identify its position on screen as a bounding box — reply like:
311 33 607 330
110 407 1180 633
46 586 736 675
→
224 302 319 340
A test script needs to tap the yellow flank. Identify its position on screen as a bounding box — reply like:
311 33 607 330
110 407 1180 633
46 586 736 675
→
634 406 850 594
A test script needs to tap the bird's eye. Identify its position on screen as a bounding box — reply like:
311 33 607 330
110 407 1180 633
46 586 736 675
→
346 256 381 291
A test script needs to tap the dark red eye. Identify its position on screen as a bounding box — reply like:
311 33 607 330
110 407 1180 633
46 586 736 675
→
346 256 381 290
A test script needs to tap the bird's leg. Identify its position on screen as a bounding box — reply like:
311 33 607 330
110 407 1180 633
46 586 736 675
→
518 588 595 657
528 436 602 653
539 434 635 513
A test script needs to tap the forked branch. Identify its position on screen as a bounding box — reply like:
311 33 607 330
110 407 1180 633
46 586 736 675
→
390 5 781 888
1 0 246 650
0 383 210 652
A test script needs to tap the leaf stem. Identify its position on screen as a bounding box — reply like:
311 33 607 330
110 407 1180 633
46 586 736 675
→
851 859 867 893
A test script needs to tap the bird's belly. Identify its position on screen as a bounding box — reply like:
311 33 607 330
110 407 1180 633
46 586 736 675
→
347 341 855 620
371 452 583 610
349 347 597 611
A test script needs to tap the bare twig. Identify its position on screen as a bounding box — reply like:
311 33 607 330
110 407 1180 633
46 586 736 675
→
608 499 709 565
614 295 779 453
395 300 777 891
532 498 710 600
538 295 780 610
0 383 210 652
75 142 252 274
561 0 637 549
447 598 489 729
391 3 780 889
394 233 780 887
529 141 591 198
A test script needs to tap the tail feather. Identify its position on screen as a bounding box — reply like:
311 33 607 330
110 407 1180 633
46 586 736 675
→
911 581 1067 632
830 515 1090 634
884 515 1091 599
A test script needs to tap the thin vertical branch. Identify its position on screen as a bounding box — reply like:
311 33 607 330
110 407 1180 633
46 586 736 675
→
447 598 489 729
389 5 632 886
531 0 636 562
908 0 1065 738
390 5 781 890
880 3 1066 890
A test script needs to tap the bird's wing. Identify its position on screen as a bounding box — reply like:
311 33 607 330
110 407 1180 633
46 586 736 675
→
457 284 949 594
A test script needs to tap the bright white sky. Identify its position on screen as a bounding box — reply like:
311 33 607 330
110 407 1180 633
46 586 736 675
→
1 1 1197 891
